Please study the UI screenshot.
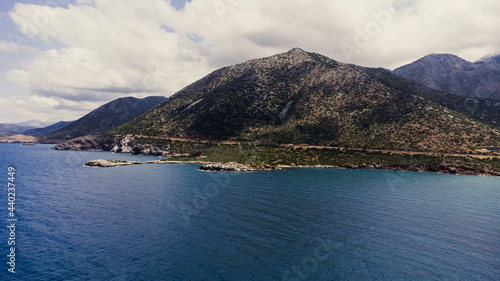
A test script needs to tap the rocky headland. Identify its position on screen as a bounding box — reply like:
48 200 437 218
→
54 135 193 158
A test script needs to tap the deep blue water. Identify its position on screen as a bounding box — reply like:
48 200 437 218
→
0 143 499 280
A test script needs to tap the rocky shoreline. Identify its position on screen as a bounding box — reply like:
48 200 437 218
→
57 135 499 176
293 163 500 177
53 135 191 157
84 159 499 176
85 159 280 172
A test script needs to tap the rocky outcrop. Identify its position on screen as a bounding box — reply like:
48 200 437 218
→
199 162 281 172
110 135 165 156
53 135 155 154
53 134 203 158
0 134 37 143
53 135 116 150
85 159 141 167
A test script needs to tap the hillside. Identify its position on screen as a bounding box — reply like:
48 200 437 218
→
16 119 52 128
394 54 500 101
0 128 15 137
0 123 36 134
44 96 166 140
361 66 500 126
115 48 500 153
23 121 74 137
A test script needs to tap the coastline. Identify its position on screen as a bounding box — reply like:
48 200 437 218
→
84 159 500 176
47 134 499 177
291 164 500 177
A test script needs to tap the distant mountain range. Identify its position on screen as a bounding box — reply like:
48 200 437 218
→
43 96 166 140
0 119 53 136
0 123 36 135
0 128 14 137
394 54 500 101
17 119 53 128
114 48 500 153
23 121 74 137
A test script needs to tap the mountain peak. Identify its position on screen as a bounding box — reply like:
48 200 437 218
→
16 119 51 128
264 47 310 62
394 53 500 101
287 47 306 54
418 53 470 66
115 50 500 153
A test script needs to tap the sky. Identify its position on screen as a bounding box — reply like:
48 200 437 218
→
0 0 499 124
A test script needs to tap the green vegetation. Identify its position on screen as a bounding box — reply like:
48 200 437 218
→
137 137 500 173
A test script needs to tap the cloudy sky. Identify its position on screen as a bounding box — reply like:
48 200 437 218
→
0 0 499 124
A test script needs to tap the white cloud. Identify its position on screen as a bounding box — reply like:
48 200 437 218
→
0 94 104 123
75 0 95 6
2 0 500 122
28 95 60 107
7 0 209 98
0 40 41 56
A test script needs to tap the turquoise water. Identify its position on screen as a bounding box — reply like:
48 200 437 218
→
0 144 499 280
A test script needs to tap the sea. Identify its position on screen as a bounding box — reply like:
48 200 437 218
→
0 143 499 280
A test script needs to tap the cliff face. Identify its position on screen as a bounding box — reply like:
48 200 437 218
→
53 135 193 157
109 136 166 156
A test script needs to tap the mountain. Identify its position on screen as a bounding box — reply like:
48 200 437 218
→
0 128 15 137
394 54 500 101
0 120 53 136
115 48 500 153
0 123 36 134
23 121 74 137
481 54 500 64
43 96 166 140
360 66 500 126
16 119 52 128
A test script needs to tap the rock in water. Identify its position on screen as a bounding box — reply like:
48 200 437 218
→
199 162 280 172
85 159 141 167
